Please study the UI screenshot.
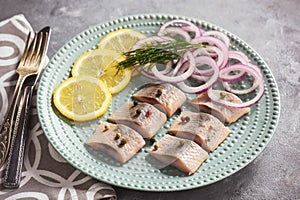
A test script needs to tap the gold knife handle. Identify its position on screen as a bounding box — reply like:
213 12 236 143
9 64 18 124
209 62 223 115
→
3 86 32 188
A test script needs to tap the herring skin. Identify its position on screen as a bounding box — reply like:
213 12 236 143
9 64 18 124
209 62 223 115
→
190 90 250 124
108 101 167 139
133 82 186 117
149 134 208 175
85 122 145 163
168 111 231 152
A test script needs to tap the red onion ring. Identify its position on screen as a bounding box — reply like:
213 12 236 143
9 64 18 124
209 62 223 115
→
246 62 263 78
222 79 260 95
219 51 251 82
132 35 175 50
150 52 195 83
223 51 250 79
140 61 174 79
220 62 262 81
192 47 210 57
158 19 201 39
204 46 225 69
191 74 210 82
228 50 250 64
219 63 248 83
192 36 229 69
220 63 263 95
140 69 160 80
157 27 192 41
180 26 203 38
193 56 218 76
203 30 230 48
177 56 219 93
133 19 265 108
171 55 188 75
208 65 264 107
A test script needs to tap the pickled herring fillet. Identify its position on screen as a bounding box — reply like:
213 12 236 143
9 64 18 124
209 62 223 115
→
85 122 145 163
108 101 167 139
133 82 186 117
190 90 250 124
168 111 231 152
149 134 208 175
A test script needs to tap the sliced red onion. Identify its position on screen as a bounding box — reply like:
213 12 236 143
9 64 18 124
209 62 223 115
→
157 27 191 41
140 61 174 78
162 61 176 74
172 52 191 75
158 19 201 39
198 28 206 36
193 56 217 76
192 47 210 57
140 69 160 80
220 51 251 82
220 63 263 94
192 36 229 69
221 70 256 95
246 62 263 78
222 79 260 95
203 31 230 48
133 19 265 108
220 71 247 83
177 57 219 93
150 52 195 83
180 26 202 38
191 74 210 82
221 62 262 81
206 46 224 69
219 63 248 82
131 35 175 50
208 65 264 108
228 50 250 64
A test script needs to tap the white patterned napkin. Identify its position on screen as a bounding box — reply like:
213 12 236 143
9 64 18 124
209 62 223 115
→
0 14 116 200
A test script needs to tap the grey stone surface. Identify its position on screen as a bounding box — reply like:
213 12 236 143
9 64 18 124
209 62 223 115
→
1 0 299 199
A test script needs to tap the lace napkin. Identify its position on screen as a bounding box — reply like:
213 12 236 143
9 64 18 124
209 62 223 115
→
0 14 116 200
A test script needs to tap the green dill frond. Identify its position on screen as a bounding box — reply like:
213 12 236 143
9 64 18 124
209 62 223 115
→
116 38 205 72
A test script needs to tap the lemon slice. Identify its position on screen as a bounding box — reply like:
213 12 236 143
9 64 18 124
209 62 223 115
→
71 49 131 94
98 29 146 53
53 76 112 121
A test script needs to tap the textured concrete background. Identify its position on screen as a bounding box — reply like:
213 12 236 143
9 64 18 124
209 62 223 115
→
1 0 299 199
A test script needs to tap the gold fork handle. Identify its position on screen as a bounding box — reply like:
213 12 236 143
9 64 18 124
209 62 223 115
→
0 74 26 168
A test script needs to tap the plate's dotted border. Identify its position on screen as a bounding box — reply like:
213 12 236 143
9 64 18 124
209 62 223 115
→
37 14 280 191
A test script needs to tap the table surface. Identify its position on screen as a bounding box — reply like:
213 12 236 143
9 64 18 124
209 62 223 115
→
1 0 299 199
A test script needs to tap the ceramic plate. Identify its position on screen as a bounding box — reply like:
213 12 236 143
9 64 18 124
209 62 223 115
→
37 14 280 191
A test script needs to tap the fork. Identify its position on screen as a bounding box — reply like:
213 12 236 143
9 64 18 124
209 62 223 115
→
0 29 48 168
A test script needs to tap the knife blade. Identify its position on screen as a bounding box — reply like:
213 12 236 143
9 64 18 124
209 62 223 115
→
2 26 51 189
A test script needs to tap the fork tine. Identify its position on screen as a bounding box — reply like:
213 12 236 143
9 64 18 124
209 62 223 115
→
16 27 50 74
18 32 32 67
28 31 43 67
23 32 38 67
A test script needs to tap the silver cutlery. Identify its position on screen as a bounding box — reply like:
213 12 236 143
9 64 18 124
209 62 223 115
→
0 33 32 169
2 27 51 188
0 27 50 173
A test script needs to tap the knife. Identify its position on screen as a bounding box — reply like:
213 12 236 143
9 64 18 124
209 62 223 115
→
2 27 51 189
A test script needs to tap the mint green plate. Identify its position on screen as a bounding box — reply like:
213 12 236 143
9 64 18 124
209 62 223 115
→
37 14 280 191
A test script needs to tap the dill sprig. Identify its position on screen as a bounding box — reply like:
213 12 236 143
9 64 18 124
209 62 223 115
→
117 39 206 72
